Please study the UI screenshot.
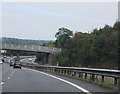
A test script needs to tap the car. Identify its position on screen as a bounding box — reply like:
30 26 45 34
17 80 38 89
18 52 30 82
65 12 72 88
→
3 56 7 58
13 60 21 69
10 61 14 66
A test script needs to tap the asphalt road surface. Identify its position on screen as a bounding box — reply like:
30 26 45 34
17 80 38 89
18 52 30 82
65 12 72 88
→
1 60 118 94
0 63 2 94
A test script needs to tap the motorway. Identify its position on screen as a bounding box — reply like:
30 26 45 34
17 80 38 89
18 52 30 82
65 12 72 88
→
0 58 118 94
0 61 2 94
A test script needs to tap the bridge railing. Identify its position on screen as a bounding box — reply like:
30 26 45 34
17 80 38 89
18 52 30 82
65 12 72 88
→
23 64 120 87
2 43 61 54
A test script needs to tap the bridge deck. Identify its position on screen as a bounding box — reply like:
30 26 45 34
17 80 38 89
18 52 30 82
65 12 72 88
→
1 43 61 54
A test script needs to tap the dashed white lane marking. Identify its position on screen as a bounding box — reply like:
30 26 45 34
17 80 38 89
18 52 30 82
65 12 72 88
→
1 82 4 85
12 71 14 74
25 68 92 94
8 77 10 80
2 70 14 85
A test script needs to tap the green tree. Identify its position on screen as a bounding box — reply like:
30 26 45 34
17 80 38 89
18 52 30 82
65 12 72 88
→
55 27 73 48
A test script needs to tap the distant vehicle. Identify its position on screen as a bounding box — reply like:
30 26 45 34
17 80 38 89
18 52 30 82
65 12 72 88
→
27 59 32 64
13 60 21 69
2 56 9 63
3 56 7 58
29 59 32 61
10 61 14 66
1 58 4 63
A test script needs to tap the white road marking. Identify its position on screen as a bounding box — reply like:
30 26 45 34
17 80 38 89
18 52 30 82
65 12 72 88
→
1 82 4 85
12 70 14 74
25 68 92 94
8 77 10 80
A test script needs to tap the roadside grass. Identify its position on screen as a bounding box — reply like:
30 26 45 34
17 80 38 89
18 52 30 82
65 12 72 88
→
30 66 118 91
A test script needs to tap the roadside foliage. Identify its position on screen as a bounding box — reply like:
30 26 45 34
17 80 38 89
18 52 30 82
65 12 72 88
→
55 22 119 69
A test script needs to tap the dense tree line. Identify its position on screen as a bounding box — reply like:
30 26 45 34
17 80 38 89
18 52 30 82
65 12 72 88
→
54 22 119 69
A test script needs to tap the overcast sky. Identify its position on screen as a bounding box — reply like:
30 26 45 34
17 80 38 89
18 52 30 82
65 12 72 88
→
1 2 118 40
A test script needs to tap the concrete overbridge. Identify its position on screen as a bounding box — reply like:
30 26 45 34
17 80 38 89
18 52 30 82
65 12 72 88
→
1 43 61 64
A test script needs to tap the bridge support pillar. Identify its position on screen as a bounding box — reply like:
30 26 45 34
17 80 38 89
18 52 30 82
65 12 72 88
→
43 53 48 64
43 53 54 64
48 53 54 64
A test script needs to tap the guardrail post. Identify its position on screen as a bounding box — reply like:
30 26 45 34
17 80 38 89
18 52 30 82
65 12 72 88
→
55 68 56 72
69 71 71 75
85 73 87 79
91 74 95 81
67 71 69 75
58 69 60 73
64 70 66 75
101 75 104 83
51 68 52 72
53 68 54 72
49 68 51 72
63 70 65 74
118 79 120 92
57 69 58 73
114 77 117 86
61 70 63 74
95 75 98 81
79 72 82 78
59 69 61 73
66 70 68 75
50 68 52 72
74 71 76 76
69 70 71 75
51 68 53 72
71 71 73 76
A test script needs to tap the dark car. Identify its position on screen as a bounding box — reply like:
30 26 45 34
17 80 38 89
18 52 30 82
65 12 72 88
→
13 60 21 69
10 61 14 66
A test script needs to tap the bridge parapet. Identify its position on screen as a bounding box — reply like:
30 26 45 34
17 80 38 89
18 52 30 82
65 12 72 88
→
1 43 61 54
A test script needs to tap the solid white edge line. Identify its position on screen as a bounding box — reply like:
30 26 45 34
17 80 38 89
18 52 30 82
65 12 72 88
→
24 68 92 94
